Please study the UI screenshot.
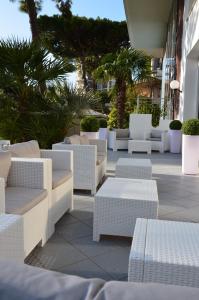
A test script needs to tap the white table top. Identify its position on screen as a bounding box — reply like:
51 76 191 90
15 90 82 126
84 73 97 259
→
128 140 151 144
96 178 158 202
145 219 199 266
116 158 152 167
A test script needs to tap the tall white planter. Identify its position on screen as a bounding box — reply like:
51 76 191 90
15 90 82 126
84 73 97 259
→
182 135 199 174
99 128 108 140
80 131 98 139
169 130 182 153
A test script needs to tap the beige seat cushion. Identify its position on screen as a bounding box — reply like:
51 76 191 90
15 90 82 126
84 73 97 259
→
80 135 89 145
115 129 129 138
5 187 47 215
69 135 81 145
52 170 72 189
97 155 106 166
0 151 11 186
10 140 40 158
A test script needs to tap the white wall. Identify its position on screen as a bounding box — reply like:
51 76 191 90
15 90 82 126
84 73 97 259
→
180 0 199 120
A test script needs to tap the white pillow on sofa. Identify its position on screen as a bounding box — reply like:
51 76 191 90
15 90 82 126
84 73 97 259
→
10 140 40 158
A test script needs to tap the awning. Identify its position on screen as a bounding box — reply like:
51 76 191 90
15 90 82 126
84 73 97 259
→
124 0 174 57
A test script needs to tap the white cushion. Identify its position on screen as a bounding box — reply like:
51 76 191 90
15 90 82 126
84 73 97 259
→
115 129 129 138
80 135 89 145
151 130 162 138
0 151 11 186
69 135 81 145
10 140 40 158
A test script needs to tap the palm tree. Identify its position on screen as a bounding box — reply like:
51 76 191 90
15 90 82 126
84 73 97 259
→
10 1 72 40
10 0 42 40
93 47 151 128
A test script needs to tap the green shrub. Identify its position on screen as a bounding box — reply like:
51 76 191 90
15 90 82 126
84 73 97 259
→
169 120 182 130
99 118 107 128
182 119 199 135
80 116 99 132
135 102 161 127
108 106 129 129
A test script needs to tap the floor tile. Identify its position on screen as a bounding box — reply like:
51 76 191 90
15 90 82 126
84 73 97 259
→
91 247 130 280
59 259 113 280
70 235 122 258
26 234 86 270
57 221 92 242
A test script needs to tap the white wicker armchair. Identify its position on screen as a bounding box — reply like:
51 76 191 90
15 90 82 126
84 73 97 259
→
10 141 74 237
148 120 171 153
53 139 107 195
2 158 50 259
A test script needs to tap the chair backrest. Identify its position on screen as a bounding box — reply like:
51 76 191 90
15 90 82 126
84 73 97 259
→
156 119 171 131
129 114 152 139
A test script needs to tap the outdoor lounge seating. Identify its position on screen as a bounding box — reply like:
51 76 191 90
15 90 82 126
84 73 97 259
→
0 151 49 259
147 119 171 153
52 135 107 195
108 114 152 152
1 260 199 300
9 140 73 236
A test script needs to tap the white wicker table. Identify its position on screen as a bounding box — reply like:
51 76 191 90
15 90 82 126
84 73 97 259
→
128 218 199 288
0 214 24 262
93 178 158 242
128 140 151 154
116 158 152 179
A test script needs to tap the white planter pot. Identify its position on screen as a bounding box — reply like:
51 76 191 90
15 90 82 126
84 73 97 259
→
80 131 99 139
99 128 108 140
169 130 182 153
182 135 199 174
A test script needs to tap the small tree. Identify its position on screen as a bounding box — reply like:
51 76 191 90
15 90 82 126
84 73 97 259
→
93 47 151 128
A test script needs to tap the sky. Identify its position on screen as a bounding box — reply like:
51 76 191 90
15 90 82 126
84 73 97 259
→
0 0 126 84
0 0 126 40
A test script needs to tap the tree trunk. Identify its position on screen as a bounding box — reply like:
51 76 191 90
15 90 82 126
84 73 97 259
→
80 57 88 90
26 0 39 41
116 79 126 128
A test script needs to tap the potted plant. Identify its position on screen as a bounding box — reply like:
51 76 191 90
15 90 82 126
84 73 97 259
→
169 120 182 153
98 118 108 140
182 118 199 174
80 116 99 139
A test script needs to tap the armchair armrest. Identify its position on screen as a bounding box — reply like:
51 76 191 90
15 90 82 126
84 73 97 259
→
161 130 168 140
41 149 73 172
8 158 52 190
89 139 107 154
0 178 5 213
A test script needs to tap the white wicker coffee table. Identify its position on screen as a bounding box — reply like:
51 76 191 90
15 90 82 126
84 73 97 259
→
116 158 152 179
93 178 158 242
128 140 151 154
0 214 24 262
128 218 199 288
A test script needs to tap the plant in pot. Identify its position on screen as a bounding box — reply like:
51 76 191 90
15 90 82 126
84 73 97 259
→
169 120 182 153
98 118 108 140
182 118 199 174
80 116 99 139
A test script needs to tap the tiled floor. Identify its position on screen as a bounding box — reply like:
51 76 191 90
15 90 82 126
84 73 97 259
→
26 150 199 281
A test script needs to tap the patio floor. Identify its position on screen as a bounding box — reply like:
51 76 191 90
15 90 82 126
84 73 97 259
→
26 150 199 281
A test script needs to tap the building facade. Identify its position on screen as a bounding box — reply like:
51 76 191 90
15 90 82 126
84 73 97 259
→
124 0 199 121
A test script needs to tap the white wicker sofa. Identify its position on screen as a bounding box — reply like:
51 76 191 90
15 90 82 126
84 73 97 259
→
9 141 73 237
0 151 49 259
52 135 107 195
